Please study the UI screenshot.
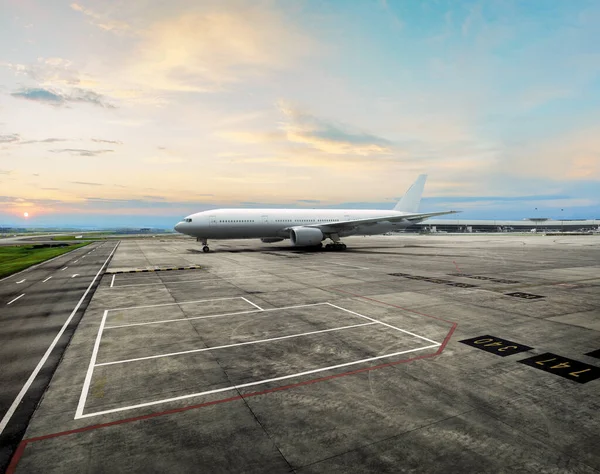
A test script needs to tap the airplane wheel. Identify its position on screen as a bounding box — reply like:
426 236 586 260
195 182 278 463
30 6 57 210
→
340 244 347 250
202 246 210 253
325 243 332 249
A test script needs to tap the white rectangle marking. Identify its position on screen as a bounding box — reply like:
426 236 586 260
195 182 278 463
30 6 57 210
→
110 271 318 288
16 279 26 284
60 266 68 271
110 274 115 288
109 296 257 312
240 297 263 311
76 343 439 419
104 303 326 330
326 303 440 345
75 310 108 419
96 322 376 367
43 276 52 283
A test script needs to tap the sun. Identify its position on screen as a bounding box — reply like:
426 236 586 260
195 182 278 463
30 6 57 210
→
23 212 29 217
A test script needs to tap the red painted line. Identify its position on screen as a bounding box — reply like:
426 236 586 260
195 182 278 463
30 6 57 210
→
7 291 457 472
6 440 27 474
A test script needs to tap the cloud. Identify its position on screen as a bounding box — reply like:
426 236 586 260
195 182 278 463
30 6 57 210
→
0 134 20 143
0 169 13 175
50 148 114 156
278 102 393 155
125 4 315 92
297 199 321 204
219 103 394 157
91 138 123 144
11 87 115 108
21 138 68 144
216 131 285 144
70 181 104 186
1 57 81 86
70 3 131 33
0 134 69 145
142 156 187 164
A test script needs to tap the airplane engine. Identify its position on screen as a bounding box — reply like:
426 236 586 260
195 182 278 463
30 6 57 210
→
290 227 324 246
261 237 284 243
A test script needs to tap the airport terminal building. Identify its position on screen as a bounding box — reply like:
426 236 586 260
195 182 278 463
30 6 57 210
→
407 218 600 233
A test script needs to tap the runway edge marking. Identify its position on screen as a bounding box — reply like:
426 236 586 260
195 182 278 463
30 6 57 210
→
6 288 456 474
3 242 120 473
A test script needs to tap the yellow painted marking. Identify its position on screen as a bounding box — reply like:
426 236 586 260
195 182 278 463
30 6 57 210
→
535 357 557 366
550 362 571 370
569 368 591 377
474 338 493 344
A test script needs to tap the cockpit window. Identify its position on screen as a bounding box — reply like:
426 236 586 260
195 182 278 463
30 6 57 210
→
185 218 192 223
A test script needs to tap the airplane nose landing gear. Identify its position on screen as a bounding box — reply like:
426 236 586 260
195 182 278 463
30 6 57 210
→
197 237 210 253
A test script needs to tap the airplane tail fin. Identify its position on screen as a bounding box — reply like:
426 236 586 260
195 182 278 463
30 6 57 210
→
393 174 427 212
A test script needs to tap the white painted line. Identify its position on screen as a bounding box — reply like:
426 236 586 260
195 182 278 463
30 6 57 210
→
73 260 79 263
97 322 377 367
16 279 26 284
43 276 52 283
110 274 115 288
7 294 25 305
75 310 108 419
326 303 441 345
110 271 318 288
60 266 68 271
104 302 328 329
0 242 119 436
72 274 79 278
326 261 370 270
109 296 252 312
76 343 439 419
105 308 262 330
241 297 264 311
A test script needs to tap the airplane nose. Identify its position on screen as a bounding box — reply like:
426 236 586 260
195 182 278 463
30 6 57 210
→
174 222 182 233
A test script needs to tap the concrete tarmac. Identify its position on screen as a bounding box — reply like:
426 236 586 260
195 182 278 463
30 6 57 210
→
6 234 600 473
0 242 118 472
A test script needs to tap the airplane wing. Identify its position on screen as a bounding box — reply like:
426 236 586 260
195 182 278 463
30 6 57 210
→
309 210 460 230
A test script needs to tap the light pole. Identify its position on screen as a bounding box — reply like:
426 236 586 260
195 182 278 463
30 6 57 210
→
560 208 564 232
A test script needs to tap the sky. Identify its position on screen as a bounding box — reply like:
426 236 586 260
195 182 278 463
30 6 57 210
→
1 0 599 228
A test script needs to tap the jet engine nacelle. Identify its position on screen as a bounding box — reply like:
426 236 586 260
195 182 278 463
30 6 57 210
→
261 237 284 243
290 227 324 246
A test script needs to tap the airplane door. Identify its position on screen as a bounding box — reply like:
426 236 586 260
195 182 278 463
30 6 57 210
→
209 215 217 226
262 215 268 223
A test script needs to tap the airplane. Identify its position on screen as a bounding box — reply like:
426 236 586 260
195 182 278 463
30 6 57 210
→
174 174 458 252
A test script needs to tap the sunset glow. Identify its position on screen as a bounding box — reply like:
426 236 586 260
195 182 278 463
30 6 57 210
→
1 1 598 227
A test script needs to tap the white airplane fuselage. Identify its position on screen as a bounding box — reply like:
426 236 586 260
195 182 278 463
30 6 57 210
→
174 175 458 251
175 208 413 240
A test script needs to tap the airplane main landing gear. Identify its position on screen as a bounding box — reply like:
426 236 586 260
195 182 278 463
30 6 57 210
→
325 233 346 251
202 246 210 253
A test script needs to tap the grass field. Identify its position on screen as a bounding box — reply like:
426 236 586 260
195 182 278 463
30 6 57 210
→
51 233 111 241
0 243 90 279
